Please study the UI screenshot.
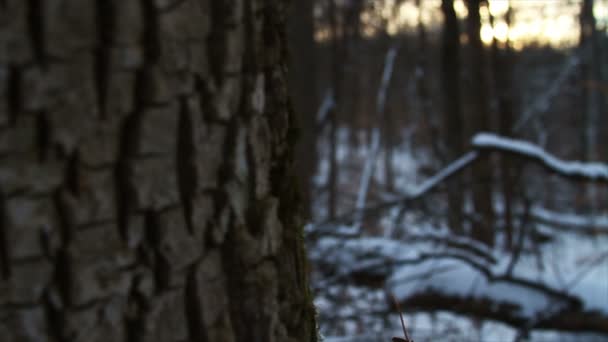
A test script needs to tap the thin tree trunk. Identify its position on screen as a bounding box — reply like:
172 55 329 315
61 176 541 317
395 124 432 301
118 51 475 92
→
0 1 317 341
289 0 318 219
580 0 600 162
343 0 363 139
441 0 465 234
327 0 341 220
383 106 395 192
490 3 517 249
466 0 495 246
579 0 602 211
415 0 439 160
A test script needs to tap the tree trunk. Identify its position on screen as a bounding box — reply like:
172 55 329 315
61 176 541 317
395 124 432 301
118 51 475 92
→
327 0 342 220
579 0 602 211
288 0 317 219
465 0 495 246
0 1 317 342
441 0 465 234
416 0 438 159
489 4 517 250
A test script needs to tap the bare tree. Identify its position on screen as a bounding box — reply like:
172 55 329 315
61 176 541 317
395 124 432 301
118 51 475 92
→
579 0 601 162
327 0 342 219
489 2 518 249
579 0 603 211
465 0 495 246
440 0 465 234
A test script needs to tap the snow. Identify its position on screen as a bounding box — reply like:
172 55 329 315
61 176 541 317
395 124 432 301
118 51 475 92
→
405 229 498 262
314 229 600 320
314 224 608 315
317 88 335 124
472 133 608 181
531 206 608 231
311 125 608 340
311 202 608 339
389 259 563 319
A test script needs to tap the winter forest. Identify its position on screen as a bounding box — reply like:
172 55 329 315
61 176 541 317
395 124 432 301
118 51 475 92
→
289 0 608 341
0 0 606 342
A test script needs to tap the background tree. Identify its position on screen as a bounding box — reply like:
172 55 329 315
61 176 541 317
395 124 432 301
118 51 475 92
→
440 0 465 235
276 0 608 339
489 1 519 249
465 0 495 246
579 0 604 211
0 1 317 341
289 0 318 218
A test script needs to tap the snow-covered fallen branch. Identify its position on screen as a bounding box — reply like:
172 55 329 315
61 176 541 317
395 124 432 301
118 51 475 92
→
313 235 608 335
530 206 608 234
472 133 608 182
392 284 608 335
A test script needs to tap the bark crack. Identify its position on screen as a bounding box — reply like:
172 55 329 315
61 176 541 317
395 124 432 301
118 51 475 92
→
26 0 46 67
7 66 21 125
0 187 11 279
52 190 73 307
207 1 227 85
176 96 196 233
64 150 80 196
144 210 170 293
43 290 68 342
184 264 208 342
35 110 50 162
125 275 148 342
94 0 115 119
141 0 161 63
115 70 145 240
115 0 160 241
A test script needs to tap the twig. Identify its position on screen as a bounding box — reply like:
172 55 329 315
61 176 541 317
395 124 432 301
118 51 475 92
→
390 293 413 342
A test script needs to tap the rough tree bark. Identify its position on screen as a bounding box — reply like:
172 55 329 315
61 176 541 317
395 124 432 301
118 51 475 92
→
0 1 317 341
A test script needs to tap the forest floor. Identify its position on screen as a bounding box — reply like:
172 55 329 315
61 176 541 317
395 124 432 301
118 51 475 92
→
308 127 608 342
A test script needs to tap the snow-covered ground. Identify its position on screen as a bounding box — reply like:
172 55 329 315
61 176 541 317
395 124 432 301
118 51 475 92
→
308 127 608 341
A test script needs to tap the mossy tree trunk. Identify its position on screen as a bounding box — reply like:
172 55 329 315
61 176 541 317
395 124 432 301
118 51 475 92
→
0 1 317 341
